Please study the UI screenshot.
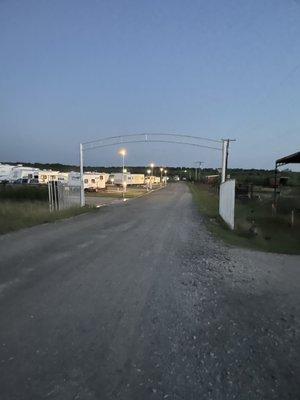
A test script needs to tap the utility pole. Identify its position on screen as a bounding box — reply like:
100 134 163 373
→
221 139 235 183
194 161 204 182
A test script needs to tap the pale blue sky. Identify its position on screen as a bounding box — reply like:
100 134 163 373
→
1 0 300 169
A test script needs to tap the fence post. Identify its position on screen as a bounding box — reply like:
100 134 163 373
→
48 182 52 212
291 209 295 227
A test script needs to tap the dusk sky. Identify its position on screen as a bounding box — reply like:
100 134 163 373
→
1 0 300 170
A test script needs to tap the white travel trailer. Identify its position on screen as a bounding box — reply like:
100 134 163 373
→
109 173 145 186
38 170 60 184
109 173 130 186
127 174 145 185
0 164 15 182
57 172 69 184
145 176 160 185
102 173 110 183
68 172 81 187
83 172 106 191
68 171 108 190
10 166 40 182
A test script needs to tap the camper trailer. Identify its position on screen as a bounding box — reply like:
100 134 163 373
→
145 176 160 184
102 173 110 183
0 164 15 182
68 171 107 190
127 174 145 185
68 172 81 187
83 172 107 191
38 170 60 184
109 173 129 186
57 172 69 184
10 166 40 183
144 175 161 186
110 173 145 186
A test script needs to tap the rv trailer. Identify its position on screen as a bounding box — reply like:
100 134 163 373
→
0 164 15 183
83 172 107 191
10 166 40 183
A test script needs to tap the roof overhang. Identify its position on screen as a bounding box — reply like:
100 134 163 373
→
276 151 300 167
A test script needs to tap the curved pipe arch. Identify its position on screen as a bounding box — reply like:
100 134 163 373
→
79 133 228 206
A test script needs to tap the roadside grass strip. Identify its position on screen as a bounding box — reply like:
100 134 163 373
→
0 201 96 235
189 183 300 255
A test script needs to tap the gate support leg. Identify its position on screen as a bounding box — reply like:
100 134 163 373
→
80 143 85 207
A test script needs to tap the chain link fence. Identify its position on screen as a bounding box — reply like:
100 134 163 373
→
48 181 81 211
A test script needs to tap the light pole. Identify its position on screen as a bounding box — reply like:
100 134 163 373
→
150 163 154 187
194 161 204 182
164 169 167 186
160 167 163 186
80 143 85 206
119 148 126 197
147 169 151 190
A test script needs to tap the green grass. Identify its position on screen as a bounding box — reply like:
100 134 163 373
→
189 183 300 255
0 201 96 235
0 185 48 201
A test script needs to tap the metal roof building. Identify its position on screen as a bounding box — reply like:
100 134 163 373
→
276 151 300 167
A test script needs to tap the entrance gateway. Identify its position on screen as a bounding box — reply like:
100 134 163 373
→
79 133 235 229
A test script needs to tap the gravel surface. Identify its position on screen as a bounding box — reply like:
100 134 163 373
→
0 183 299 399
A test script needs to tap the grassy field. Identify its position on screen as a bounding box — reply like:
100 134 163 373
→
0 201 96 235
0 185 159 234
189 183 300 255
0 184 48 201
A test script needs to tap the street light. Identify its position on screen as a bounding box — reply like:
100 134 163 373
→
118 148 126 197
160 167 163 186
164 169 168 186
150 163 154 188
150 163 154 176
147 168 151 191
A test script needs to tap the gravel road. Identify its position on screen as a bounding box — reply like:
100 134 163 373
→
0 183 299 399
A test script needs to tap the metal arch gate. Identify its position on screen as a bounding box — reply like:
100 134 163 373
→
79 133 232 207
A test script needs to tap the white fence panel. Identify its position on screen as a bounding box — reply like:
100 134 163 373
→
219 179 235 230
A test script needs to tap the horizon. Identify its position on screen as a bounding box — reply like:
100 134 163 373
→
1 159 298 174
